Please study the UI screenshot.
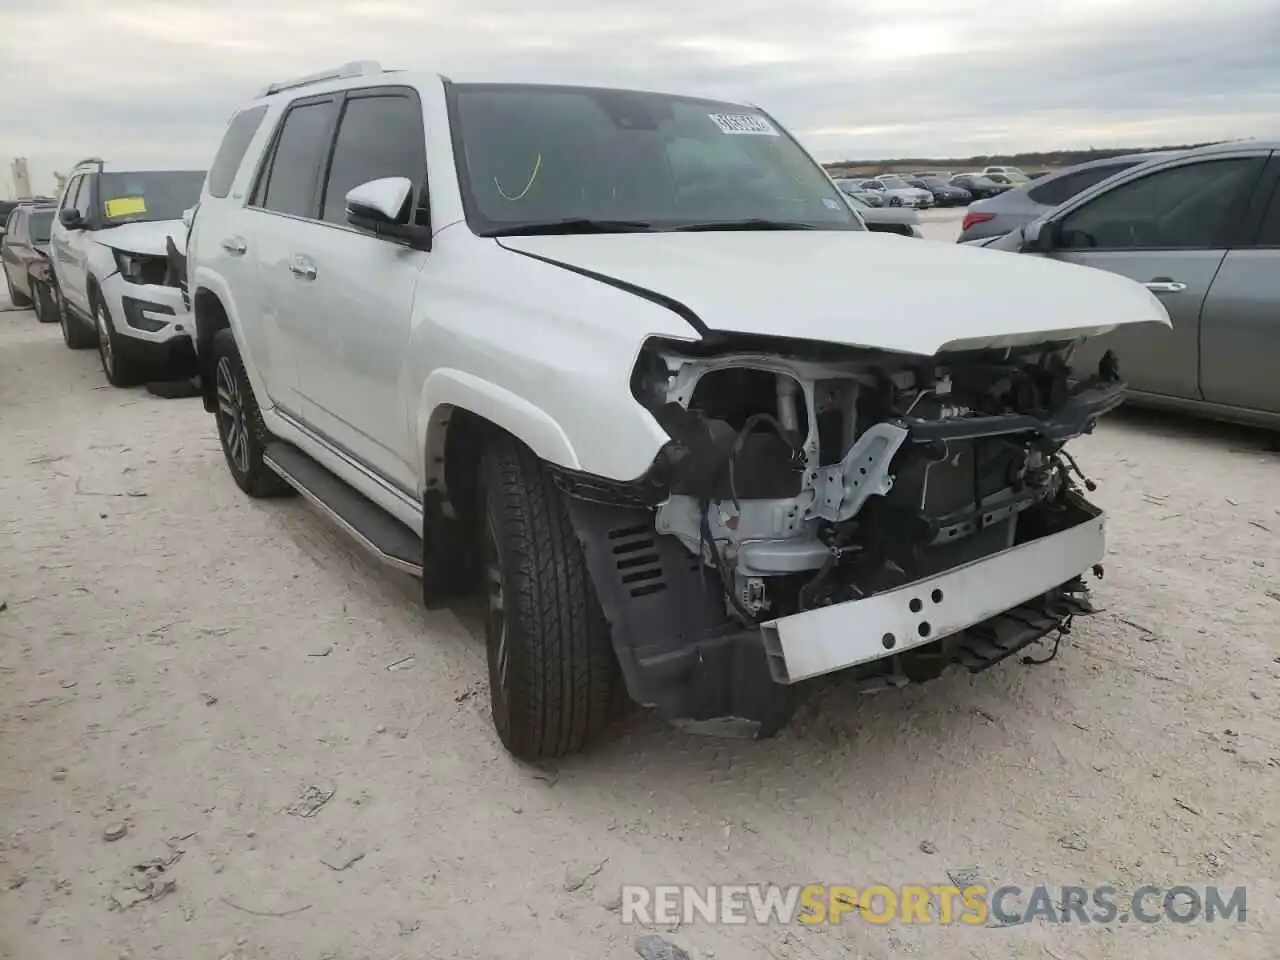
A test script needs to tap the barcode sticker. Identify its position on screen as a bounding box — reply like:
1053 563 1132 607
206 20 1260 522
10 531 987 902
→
708 113 779 136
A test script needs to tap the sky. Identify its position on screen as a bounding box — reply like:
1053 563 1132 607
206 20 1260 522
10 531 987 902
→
2 0 1279 196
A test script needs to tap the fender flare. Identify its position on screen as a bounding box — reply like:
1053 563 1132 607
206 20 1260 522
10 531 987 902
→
417 368 581 486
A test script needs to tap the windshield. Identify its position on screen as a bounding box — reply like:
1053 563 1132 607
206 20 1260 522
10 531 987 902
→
877 176 910 189
447 83 862 234
98 170 206 225
29 210 54 242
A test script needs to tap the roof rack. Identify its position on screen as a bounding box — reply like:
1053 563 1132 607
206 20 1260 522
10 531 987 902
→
255 61 384 99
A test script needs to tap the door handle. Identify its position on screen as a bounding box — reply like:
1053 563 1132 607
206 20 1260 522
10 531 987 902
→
289 256 317 281
1144 279 1186 294
221 237 247 256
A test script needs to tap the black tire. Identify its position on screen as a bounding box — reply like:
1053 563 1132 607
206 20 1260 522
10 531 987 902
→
479 434 625 760
30 276 57 323
889 196 903 207
55 284 97 349
210 328 292 498
5 271 31 308
92 295 145 387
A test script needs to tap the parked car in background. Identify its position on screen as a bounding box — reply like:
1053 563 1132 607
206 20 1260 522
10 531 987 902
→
49 159 206 384
957 152 1175 242
846 193 923 237
188 62 1166 760
905 176 971 207
2 202 57 320
861 176 932 207
971 141 1280 427
911 170 952 180
833 178 887 206
948 173 1011 201
982 165 1030 183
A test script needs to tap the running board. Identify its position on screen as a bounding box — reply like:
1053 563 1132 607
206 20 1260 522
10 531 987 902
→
262 441 423 577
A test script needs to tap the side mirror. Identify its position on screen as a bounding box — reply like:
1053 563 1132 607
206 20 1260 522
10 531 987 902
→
1020 218 1059 253
182 206 196 230
59 208 84 230
345 177 430 250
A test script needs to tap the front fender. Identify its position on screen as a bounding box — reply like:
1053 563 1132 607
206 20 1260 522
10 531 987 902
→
417 368 583 474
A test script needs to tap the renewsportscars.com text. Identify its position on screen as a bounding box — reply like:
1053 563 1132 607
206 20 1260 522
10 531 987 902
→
620 884 1247 926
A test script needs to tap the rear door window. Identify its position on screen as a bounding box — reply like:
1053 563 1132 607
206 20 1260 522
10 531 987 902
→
255 98 338 218
208 105 270 198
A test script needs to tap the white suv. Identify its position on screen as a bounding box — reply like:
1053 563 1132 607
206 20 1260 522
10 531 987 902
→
49 159 205 385
187 61 1168 759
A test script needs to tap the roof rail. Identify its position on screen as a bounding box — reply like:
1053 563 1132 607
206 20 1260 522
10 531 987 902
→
70 157 105 172
255 61 384 99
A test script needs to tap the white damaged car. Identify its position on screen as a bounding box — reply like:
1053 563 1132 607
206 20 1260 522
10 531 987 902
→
49 160 205 385
187 63 1171 758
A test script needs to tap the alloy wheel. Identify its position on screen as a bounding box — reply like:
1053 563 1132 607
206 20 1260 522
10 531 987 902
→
95 303 114 376
215 356 250 475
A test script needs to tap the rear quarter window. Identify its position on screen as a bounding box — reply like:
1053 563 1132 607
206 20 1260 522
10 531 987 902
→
207 105 270 198
1027 163 1136 206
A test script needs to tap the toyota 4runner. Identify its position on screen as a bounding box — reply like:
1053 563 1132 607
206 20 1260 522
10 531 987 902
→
187 61 1170 759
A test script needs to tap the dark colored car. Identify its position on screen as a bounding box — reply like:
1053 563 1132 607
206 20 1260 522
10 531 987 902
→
2 203 58 320
905 176 971 207
956 152 1176 242
948 174 1010 201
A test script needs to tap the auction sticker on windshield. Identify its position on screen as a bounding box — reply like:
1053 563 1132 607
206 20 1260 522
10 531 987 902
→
104 197 147 218
709 113 779 136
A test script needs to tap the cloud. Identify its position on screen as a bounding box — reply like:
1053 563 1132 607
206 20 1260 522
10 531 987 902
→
2 0 1278 193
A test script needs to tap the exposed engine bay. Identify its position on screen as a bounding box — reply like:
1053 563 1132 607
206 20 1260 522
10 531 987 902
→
631 336 1118 624
556 334 1122 727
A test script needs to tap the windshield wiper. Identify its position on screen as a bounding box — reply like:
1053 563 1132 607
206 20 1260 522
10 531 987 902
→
670 218 818 232
480 218 655 237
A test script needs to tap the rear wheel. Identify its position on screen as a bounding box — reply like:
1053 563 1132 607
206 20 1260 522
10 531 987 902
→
479 434 625 760
211 328 292 498
5 271 31 308
30 275 56 323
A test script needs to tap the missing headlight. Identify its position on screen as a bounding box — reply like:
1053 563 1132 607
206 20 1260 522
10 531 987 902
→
112 249 169 286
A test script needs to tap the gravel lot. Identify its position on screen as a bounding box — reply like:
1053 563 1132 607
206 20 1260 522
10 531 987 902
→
2 214 1277 960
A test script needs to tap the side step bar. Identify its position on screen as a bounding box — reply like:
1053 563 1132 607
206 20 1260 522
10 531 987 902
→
262 441 424 577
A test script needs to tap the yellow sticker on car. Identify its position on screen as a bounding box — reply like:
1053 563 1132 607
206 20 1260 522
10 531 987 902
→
104 196 147 218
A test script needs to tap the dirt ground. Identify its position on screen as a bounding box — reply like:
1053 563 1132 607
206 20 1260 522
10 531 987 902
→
1 253 1278 959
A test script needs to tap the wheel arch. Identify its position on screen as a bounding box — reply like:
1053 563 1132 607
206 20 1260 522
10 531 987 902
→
418 369 581 514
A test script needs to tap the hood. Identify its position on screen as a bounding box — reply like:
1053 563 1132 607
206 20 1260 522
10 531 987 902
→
498 230 1171 355
93 219 185 257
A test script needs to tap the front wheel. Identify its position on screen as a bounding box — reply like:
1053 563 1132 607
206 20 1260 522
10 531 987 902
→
479 435 626 760
210 328 292 498
93 296 144 387
55 284 97 349
889 196 903 207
